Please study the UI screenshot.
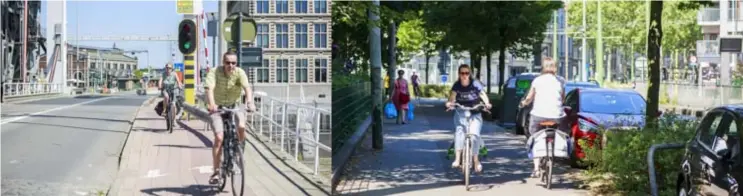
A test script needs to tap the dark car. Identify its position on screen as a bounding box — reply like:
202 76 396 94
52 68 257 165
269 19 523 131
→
515 81 599 135
499 73 540 129
675 104 743 196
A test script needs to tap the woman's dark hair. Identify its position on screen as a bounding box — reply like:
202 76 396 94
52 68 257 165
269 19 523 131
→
457 64 474 82
397 69 405 76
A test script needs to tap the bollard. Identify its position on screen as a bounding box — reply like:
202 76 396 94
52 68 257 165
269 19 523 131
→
647 143 685 196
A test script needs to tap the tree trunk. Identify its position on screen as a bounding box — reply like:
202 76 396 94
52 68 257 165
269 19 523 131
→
388 21 398 95
486 51 492 93
498 39 507 88
476 53 482 80
425 53 430 84
646 0 663 127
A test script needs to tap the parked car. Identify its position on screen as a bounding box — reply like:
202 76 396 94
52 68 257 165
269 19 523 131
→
515 81 600 135
499 73 540 129
675 104 743 196
560 88 660 165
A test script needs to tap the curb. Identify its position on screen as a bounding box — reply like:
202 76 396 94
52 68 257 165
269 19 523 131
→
106 96 156 196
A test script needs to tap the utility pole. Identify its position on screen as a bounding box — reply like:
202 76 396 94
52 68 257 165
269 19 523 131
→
369 0 384 150
595 0 604 84
553 11 558 65
564 5 570 79
581 0 588 82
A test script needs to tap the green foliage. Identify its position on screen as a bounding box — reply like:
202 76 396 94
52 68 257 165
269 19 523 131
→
579 114 698 195
566 1 703 54
134 69 145 79
397 15 443 65
418 84 450 98
331 71 371 153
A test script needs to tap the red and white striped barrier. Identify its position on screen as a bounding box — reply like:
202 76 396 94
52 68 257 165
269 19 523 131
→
199 10 210 68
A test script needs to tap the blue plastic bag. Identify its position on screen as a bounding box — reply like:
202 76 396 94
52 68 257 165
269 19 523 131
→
385 102 397 119
407 103 415 121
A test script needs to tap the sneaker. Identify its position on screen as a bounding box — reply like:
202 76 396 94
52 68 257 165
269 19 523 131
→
451 161 460 168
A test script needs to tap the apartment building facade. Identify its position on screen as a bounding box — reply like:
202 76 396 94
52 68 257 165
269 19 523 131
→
248 0 332 84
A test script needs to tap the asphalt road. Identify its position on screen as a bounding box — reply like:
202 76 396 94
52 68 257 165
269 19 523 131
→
1 93 150 195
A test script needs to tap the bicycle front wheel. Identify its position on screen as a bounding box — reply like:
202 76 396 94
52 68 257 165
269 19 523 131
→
463 138 471 189
230 142 245 196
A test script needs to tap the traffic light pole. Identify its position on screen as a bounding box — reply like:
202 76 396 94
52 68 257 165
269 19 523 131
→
178 19 198 119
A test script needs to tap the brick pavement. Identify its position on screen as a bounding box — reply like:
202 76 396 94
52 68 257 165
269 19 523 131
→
109 98 330 196
336 101 589 195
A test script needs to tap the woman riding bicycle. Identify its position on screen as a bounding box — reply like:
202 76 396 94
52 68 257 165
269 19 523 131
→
445 64 492 173
519 57 566 178
158 63 183 115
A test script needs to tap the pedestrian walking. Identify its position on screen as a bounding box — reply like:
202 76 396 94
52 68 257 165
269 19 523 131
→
392 69 411 124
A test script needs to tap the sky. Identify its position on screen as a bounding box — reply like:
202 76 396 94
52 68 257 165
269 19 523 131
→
41 0 219 69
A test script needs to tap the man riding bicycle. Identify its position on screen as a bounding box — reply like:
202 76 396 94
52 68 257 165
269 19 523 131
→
445 64 492 173
158 63 183 116
204 51 256 184
519 57 566 178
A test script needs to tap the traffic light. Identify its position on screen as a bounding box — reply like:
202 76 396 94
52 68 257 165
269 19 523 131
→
178 19 197 54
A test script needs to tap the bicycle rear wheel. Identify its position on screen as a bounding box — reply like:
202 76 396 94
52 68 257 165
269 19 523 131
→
230 140 245 196
463 138 471 189
546 141 554 189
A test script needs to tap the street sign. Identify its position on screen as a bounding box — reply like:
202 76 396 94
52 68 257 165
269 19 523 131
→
240 47 263 68
441 75 448 83
176 0 194 15
222 13 257 44
174 63 184 72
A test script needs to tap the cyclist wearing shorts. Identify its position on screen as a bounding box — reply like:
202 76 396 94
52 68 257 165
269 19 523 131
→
205 51 256 184
446 64 492 173
519 57 566 178
158 63 183 115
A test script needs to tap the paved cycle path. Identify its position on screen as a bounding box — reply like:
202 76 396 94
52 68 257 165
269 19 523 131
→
108 97 328 196
336 99 588 195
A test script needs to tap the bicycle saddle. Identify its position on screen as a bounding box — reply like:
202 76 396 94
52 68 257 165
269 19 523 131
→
539 120 558 126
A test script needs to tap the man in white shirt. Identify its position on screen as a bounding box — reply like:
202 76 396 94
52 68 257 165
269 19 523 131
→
519 57 566 177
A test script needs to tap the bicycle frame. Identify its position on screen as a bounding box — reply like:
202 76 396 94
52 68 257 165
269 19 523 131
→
220 111 239 175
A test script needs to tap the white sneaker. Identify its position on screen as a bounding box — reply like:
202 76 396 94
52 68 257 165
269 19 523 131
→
451 161 460 168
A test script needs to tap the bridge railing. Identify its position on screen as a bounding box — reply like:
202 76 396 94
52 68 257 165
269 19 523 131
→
2 83 64 98
182 89 331 178
252 93 332 177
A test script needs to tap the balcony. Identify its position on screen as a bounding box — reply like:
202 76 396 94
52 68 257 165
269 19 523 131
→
698 8 721 25
696 40 720 64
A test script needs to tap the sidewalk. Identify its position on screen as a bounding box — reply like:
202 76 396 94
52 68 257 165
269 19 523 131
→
109 98 329 196
336 100 588 195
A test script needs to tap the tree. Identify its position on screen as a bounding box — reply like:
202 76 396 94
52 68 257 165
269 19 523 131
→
397 15 443 84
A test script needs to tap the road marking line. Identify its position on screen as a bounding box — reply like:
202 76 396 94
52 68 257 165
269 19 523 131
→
143 169 167 178
0 97 114 125
191 166 213 174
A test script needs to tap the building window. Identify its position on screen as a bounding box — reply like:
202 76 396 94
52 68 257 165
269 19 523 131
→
314 24 327 48
314 58 327 82
258 59 269 83
295 24 308 48
257 0 269 13
295 59 308 83
276 59 289 83
91 63 96 69
314 0 327 13
276 24 289 48
295 0 308 13
256 24 270 48
276 0 289 14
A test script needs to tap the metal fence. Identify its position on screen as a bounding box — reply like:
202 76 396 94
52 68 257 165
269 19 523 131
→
2 83 64 98
331 82 371 152
252 94 332 177
627 82 743 109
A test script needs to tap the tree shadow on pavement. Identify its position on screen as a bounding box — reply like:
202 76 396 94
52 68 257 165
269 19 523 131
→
139 184 222 196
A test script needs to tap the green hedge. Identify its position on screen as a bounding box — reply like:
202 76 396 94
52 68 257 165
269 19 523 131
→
579 115 698 196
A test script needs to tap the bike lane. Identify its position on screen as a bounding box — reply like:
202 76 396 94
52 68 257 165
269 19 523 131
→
336 99 588 195
108 98 328 196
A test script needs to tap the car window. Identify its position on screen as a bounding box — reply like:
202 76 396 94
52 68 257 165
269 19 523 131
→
719 113 740 159
579 92 646 115
565 91 578 109
698 112 725 148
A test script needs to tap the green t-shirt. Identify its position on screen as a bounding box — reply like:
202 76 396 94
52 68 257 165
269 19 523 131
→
162 71 178 89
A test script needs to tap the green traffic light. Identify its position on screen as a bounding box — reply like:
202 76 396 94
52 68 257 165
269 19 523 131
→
184 42 191 49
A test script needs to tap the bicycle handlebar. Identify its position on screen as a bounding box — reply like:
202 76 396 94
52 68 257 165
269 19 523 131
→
449 103 490 113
